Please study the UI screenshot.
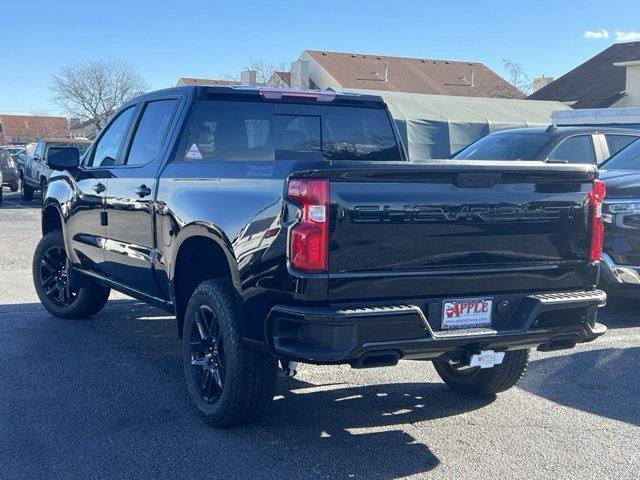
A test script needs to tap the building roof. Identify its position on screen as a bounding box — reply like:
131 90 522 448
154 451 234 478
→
269 71 291 86
68 118 95 130
176 77 240 87
0 114 68 139
528 42 640 108
304 50 522 98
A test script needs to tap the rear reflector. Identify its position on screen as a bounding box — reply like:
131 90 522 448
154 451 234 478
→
589 179 606 262
287 179 329 272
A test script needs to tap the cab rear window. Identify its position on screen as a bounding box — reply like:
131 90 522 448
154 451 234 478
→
178 100 400 162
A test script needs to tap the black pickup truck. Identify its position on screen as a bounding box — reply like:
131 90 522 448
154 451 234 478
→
34 86 607 427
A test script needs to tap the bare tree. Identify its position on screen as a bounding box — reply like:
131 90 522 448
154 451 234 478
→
248 58 289 85
502 59 531 97
225 58 289 85
51 59 148 132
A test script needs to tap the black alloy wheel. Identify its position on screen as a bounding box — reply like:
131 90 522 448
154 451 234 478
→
189 305 225 404
38 245 78 307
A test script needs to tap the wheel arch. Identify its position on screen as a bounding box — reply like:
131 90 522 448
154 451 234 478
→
170 223 241 337
41 204 64 236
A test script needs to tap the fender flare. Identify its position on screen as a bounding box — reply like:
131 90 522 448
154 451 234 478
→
41 202 64 236
169 221 242 292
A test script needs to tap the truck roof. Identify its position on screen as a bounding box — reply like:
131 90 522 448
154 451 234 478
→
135 85 387 107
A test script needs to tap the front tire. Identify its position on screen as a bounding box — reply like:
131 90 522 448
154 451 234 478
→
182 280 278 427
33 230 110 319
434 349 529 396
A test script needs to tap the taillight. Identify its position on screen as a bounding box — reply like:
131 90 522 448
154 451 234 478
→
588 179 606 262
287 178 329 272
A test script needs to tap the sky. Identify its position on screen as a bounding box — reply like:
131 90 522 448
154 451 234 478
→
0 0 639 116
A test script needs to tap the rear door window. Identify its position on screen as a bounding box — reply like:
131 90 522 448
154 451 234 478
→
548 135 597 164
125 99 179 166
605 134 638 158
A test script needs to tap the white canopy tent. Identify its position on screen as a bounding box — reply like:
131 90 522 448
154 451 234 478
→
345 89 570 159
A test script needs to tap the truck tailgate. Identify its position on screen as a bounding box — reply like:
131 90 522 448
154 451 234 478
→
328 160 598 301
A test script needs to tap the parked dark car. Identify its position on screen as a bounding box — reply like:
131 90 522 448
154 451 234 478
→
453 126 640 164
0 148 19 192
598 140 640 297
35 86 607 427
19 138 91 201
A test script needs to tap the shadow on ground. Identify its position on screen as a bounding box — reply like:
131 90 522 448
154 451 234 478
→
2 296 637 478
0 299 495 479
521 346 640 427
599 295 640 329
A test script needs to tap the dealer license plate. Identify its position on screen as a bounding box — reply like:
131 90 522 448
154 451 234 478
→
441 297 493 330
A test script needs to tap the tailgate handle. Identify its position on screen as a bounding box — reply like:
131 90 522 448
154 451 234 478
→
455 173 501 188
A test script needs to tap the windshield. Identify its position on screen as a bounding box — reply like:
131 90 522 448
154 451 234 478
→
601 138 640 170
453 132 553 161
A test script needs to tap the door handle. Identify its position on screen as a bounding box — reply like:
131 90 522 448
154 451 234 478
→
93 182 106 194
135 185 152 198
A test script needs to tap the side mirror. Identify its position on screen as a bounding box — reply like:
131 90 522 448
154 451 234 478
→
46 147 80 170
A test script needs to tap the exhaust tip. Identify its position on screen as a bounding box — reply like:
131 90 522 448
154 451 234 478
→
537 336 579 352
351 350 401 369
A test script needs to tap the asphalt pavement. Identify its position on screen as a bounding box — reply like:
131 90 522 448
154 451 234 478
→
0 190 639 480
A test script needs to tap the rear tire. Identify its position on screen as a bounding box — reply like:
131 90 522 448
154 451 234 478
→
434 349 529 396
182 279 278 427
21 176 33 201
33 230 110 319
9 181 18 192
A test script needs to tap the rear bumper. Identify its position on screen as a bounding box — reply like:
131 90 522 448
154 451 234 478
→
265 290 607 364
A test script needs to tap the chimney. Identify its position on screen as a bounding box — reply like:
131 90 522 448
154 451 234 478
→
532 76 554 93
290 60 310 89
241 70 257 86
